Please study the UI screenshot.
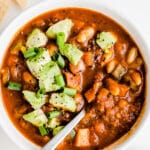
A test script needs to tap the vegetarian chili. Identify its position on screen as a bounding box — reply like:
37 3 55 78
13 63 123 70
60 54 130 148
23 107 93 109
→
0 8 145 149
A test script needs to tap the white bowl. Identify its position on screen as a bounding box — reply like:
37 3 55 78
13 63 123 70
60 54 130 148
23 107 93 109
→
0 0 150 149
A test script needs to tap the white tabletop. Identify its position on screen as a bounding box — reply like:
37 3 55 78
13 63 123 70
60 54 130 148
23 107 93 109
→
0 0 150 149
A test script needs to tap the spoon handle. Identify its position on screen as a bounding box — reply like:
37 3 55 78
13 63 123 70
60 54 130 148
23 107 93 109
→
42 109 85 150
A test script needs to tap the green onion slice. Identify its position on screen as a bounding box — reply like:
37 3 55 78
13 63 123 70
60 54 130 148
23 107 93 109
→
52 51 59 61
55 74 65 87
63 87 77 96
57 54 65 68
47 110 61 119
56 32 65 49
7 82 22 91
53 126 64 136
36 88 46 98
39 125 48 136
23 47 38 58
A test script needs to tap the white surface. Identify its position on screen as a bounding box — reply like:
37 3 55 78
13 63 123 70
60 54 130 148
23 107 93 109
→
0 0 150 149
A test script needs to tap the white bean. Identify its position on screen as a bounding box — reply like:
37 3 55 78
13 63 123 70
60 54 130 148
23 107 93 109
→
106 59 117 73
77 26 95 44
131 71 142 86
127 47 138 64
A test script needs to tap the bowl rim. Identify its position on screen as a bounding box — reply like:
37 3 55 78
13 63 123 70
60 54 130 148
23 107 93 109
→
0 0 150 149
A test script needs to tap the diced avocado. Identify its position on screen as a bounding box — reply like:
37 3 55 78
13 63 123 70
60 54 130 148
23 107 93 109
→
112 64 126 80
26 48 51 78
38 61 61 92
49 93 76 112
26 28 48 48
46 118 60 129
23 109 48 127
96 32 117 52
22 90 48 109
60 44 83 65
53 126 64 136
46 19 74 41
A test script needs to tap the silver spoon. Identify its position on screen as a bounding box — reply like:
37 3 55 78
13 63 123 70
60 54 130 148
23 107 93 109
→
42 109 85 150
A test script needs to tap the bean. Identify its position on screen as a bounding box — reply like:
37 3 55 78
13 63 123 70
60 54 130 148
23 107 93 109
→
0 67 10 84
10 39 24 55
129 57 143 69
69 60 85 74
131 71 142 86
127 47 138 64
20 118 32 130
74 93 85 112
136 57 143 65
118 99 128 109
10 65 21 81
94 122 106 134
83 52 94 67
97 88 109 100
7 55 19 66
42 136 50 143
22 71 37 85
77 26 95 44
115 42 128 57
110 86 120 96
106 59 117 73
42 104 54 113
106 78 120 96
47 43 58 56
101 49 113 67
34 19 46 27
116 113 121 119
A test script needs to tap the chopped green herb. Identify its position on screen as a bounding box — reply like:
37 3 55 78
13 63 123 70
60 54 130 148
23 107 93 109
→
52 51 59 61
23 47 38 58
47 110 61 119
63 87 77 96
56 32 65 49
55 74 65 87
36 88 46 98
57 54 65 68
7 82 22 91
39 125 48 136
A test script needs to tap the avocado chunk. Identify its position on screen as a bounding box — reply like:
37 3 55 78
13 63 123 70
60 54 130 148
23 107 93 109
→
26 28 48 48
22 90 48 109
46 19 74 41
53 126 64 136
46 118 61 129
49 93 76 112
60 44 83 65
38 61 61 92
26 48 51 78
96 32 117 52
23 109 48 127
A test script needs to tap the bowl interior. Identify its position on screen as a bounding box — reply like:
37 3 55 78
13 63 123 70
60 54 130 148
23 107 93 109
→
0 0 150 150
